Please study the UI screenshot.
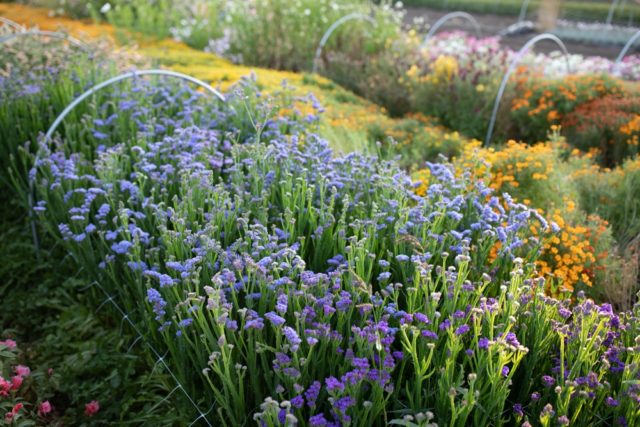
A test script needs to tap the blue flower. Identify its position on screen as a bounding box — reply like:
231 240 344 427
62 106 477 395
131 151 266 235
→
111 240 133 255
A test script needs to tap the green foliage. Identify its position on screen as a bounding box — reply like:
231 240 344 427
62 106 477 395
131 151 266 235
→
225 0 403 71
88 0 224 50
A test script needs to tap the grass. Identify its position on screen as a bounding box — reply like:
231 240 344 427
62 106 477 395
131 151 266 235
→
0 192 191 424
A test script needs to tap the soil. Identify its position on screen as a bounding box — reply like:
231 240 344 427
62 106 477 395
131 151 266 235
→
403 7 637 59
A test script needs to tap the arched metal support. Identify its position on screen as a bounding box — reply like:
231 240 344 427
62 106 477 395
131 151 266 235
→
518 0 532 24
607 0 623 26
0 30 90 51
29 69 226 252
421 11 481 47
613 29 640 75
312 13 376 74
484 33 571 147
0 17 25 32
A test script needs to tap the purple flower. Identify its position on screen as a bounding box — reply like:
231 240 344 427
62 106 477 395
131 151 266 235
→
352 357 370 370
542 375 555 387
558 307 572 319
325 376 344 393
178 318 193 328
513 403 524 417
265 311 286 326
146 288 166 321
455 324 470 336
305 381 321 408
276 293 288 314
421 330 438 340
478 337 490 349
501 366 510 377
283 326 302 351
334 396 355 413
377 272 392 282
606 397 619 407
244 318 264 330
226 319 238 331
291 395 304 409
504 332 520 347
414 312 429 324
111 240 133 254
531 392 540 401
309 414 328 427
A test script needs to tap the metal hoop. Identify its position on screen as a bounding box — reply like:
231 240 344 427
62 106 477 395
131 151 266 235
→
607 0 623 26
0 30 90 51
484 33 572 146
613 29 640 75
0 17 24 32
29 69 226 252
518 0 532 24
312 12 376 74
421 11 481 47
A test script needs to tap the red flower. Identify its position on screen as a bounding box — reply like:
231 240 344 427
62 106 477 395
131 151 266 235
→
38 401 53 417
84 400 100 417
0 377 10 396
5 403 23 423
10 375 23 390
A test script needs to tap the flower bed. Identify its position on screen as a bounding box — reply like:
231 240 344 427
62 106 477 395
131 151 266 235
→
1 4 639 426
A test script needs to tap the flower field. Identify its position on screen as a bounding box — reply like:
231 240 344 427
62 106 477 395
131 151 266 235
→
1 1 639 426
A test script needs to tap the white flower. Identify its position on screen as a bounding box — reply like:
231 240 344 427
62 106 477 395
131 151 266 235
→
100 2 111 14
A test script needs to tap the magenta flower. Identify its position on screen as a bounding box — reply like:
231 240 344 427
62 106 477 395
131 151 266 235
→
14 365 30 377
84 400 100 417
38 401 53 417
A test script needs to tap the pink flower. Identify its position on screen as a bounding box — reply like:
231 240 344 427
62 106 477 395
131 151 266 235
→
14 365 30 377
84 400 100 417
47 368 54 376
38 401 53 417
5 403 23 422
0 339 17 350
10 375 23 390
0 377 11 396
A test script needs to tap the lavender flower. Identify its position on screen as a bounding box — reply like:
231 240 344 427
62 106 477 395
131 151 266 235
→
283 326 301 351
265 311 286 327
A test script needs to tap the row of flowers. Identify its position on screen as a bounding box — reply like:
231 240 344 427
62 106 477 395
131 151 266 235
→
15 61 640 425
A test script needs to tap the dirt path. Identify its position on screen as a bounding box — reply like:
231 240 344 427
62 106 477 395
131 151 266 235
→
404 7 631 59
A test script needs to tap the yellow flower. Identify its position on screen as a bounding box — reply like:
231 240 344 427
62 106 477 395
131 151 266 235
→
406 64 420 79
430 55 459 82
476 84 485 93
